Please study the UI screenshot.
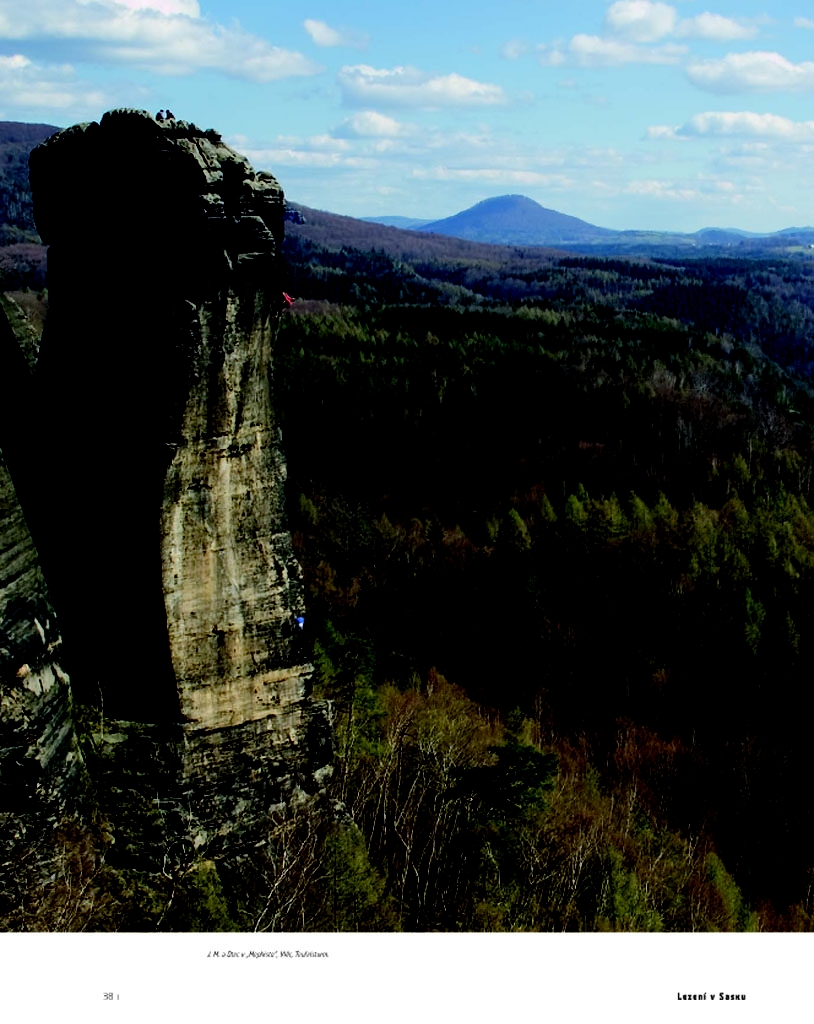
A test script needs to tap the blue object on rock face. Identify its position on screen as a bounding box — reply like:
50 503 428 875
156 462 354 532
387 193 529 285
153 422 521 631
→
296 616 305 630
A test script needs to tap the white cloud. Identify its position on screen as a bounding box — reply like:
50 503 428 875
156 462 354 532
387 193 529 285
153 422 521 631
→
687 51 814 92
338 64 506 108
534 5 760 71
234 123 631 201
617 173 758 208
604 2 757 43
111 0 200 14
335 110 411 138
680 110 814 140
626 179 699 199
0 0 321 82
794 17 814 30
647 111 814 147
646 124 680 139
675 13 757 41
604 1 677 42
303 18 367 49
411 166 574 188
239 133 375 171
303 19 343 47
0 51 106 113
273 133 350 152
251 150 367 169
536 44 567 66
501 39 528 60
0 53 31 70
570 34 685 66
423 129 495 151
713 141 773 169
236 122 501 175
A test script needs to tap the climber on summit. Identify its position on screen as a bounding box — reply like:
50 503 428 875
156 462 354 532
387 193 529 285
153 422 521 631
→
155 110 165 121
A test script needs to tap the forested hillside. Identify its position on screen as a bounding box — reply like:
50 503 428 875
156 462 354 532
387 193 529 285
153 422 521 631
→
0 122 57 292
272 230 814 929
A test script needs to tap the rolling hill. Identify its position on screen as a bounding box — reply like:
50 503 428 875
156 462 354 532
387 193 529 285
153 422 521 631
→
361 215 432 229
417 194 615 246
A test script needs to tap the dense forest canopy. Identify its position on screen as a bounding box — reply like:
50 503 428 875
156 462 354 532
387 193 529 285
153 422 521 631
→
272 224 814 929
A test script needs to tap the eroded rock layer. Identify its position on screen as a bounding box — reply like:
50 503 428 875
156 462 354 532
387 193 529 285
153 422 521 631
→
0 447 88 867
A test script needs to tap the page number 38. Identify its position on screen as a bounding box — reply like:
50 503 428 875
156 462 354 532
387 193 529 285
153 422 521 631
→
103 993 120 1001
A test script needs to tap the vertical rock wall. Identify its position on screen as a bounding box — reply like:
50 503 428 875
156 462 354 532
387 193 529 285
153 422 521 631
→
20 109 331 844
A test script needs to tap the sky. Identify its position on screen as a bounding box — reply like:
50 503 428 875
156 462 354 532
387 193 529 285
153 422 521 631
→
2 0 814 232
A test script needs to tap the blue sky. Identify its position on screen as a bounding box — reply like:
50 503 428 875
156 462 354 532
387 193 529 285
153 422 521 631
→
2 0 814 231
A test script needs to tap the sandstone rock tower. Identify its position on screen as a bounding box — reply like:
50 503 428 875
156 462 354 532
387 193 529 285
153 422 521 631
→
21 109 329 841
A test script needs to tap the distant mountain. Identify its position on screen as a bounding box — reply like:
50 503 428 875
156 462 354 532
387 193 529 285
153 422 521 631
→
693 228 755 244
362 215 432 229
417 194 616 246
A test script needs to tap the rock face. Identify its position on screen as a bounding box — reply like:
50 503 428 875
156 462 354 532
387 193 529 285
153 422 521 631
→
0 296 89 918
15 109 331 844
0 443 88 862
